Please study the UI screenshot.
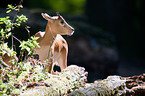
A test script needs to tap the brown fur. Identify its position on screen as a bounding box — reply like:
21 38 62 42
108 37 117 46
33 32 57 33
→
34 13 74 74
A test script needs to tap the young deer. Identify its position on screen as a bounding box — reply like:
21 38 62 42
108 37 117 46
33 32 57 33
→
34 13 74 74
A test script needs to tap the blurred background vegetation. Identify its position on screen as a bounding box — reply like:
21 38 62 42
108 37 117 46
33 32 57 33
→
25 0 86 14
0 0 86 14
0 0 145 82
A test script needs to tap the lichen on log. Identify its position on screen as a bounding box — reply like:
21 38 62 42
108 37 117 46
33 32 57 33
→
69 76 126 96
20 65 88 96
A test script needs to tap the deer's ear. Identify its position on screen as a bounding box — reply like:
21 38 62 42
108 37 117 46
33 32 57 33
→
56 12 61 19
41 13 52 20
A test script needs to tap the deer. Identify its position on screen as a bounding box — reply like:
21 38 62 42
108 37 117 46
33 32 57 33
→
34 13 74 74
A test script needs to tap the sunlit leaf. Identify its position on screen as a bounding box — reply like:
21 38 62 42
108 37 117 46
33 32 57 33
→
6 10 11 13
6 32 12 39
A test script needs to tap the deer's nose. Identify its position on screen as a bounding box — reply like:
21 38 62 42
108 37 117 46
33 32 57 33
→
69 31 74 36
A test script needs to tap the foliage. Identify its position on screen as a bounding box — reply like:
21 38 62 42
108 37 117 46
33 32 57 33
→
6 4 23 13
0 43 16 57
20 65 87 96
0 55 87 95
0 58 48 95
20 36 40 56
46 0 86 14
0 4 27 56
0 4 40 95
25 0 86 14
0 4 39 61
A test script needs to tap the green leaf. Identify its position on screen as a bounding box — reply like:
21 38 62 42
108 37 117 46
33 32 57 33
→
6 32 12 39
6 10 11 13
3 43 8 48
0 21 3 24
31 36 39 41
16 23 20 26
26 47 30 52
11 51 16 56
0 29 5 38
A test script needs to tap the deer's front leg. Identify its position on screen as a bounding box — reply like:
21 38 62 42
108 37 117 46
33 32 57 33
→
46 48 54 73
47 48 59 74
57 47 68 71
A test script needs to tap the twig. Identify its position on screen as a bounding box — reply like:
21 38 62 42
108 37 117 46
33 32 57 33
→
0 57 10 68
12 35 22 43
12 34 14 49
25 26 30 39
10 0 23 63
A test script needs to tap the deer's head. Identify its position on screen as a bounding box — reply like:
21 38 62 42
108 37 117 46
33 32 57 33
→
41 13 74 36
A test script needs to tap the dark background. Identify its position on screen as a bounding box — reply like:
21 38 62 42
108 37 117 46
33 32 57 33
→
0 0 145 82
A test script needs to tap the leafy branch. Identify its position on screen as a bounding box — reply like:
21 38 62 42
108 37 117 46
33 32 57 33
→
0 4 42 95
0 4 39 60
19 36 40 56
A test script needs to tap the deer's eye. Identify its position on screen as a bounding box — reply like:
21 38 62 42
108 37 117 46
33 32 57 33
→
60 20 64 24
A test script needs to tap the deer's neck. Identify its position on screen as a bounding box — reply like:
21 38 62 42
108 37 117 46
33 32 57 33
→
39 23 57 46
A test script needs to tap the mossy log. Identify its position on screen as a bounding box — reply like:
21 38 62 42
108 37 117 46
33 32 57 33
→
69 76 127 96
69 74 145 96
20 65 88 96
1 60 145 96
20 66 145 96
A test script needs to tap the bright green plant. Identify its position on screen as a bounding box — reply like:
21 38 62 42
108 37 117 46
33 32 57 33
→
20 36 40 56
0 4 41 95
0 4 27 58
0 4 39 64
